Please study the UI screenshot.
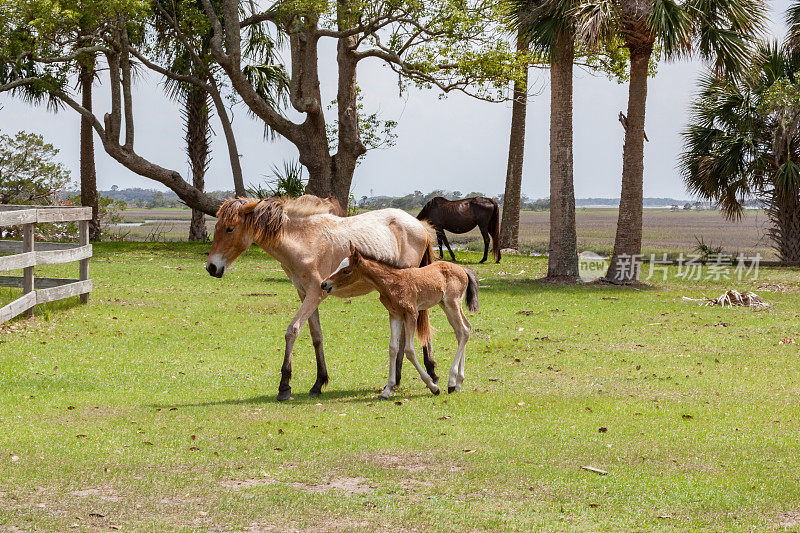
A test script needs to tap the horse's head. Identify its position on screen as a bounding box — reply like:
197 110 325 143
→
206 198 258 278
320 244 363 295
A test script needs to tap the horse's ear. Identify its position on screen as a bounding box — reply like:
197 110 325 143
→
351 247 361 264
240 200 260 215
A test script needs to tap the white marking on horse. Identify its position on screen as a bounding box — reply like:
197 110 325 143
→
330 257 350 276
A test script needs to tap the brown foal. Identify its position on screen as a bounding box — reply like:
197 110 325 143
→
321 246 479 398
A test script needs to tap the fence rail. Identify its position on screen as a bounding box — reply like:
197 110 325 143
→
0 206 93 322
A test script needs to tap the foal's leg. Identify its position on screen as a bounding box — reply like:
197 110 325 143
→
402 316 440 395
381 316 403 399
440 299 470 393
279 289 325 401
455 307 472 391
478 225 491 263
307 309 329 396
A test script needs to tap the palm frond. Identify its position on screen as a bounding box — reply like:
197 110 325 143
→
651 0 693 59
787 0 800 51
574 0 618 49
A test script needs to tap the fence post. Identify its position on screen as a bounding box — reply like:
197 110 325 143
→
79 220 90 303
23 222 34 317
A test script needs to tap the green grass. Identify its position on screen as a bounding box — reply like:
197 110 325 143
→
2 243 800 531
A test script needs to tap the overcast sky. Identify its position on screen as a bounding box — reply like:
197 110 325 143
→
0 0 792 200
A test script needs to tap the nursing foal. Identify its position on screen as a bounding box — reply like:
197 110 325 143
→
321 247 479 398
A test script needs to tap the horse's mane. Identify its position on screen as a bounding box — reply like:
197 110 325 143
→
216 195 342 243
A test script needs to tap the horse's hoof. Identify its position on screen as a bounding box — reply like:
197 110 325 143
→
308 389 321 398
447 386 456 394
379 393 391 401
277 389 292 402
479 259 487 264
432 387 440 396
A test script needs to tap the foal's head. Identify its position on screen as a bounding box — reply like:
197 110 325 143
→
206 198 261 278
320 246 367 295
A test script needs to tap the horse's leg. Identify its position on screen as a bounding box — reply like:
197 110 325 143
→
279 289 325 401
478 225 490 263
441 232 456 262
402 315 440 395
381 316 402 399
440 300 470 393
393 326 405 389
423 340 439 384
307 309 329 397
436 230 445 260
455 306 472 392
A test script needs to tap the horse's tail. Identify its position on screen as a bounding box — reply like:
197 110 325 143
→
489 199 501 263
416 224 436 345
418 221 437 266
416 308 432 346
465 268 479 313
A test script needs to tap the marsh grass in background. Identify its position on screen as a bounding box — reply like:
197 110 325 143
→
108 208 777 260
1 243 800 530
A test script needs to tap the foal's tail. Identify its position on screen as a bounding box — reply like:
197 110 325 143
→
465 268 479 313
489 199 501 263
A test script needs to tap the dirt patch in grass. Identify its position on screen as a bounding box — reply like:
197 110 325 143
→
220 478 276 490
774 511 800 529
291 476 372 495
70 485 122 502
363 452 463 473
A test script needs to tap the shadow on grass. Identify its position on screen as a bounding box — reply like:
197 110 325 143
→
479 276 659 295
148 387 437 409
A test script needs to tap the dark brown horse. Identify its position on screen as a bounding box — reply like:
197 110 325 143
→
417 196 501 263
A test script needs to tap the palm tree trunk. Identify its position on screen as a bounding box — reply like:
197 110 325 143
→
547 28 578 280
186 85 211 242
500 31 529 250
770 189 800 263
605 50 652 283
79 61 100 241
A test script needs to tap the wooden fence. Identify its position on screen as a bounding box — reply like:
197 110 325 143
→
0 206 93 322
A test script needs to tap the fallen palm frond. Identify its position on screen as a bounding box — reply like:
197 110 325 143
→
682 290 770 310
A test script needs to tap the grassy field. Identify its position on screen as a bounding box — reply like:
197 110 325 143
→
2 243 800 531
114 208 777 259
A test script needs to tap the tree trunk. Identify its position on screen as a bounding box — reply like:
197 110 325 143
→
547 28 578 280
770 188 800 263
79 61 100 241
500 31 529 250
605 49 652 283
186 85 211 241
329 9 367 213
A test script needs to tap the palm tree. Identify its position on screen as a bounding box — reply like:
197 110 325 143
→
575 0 766 282
77 51 100 241
500 29 530 250
509 0 580 280
681 43 800 263
153 1 288 240
788 0 800 51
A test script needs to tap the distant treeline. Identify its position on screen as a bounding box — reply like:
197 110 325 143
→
83 187 763 211
71 187 235 208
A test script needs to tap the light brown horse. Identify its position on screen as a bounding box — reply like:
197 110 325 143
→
206 195 438 401
321 246 479 398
